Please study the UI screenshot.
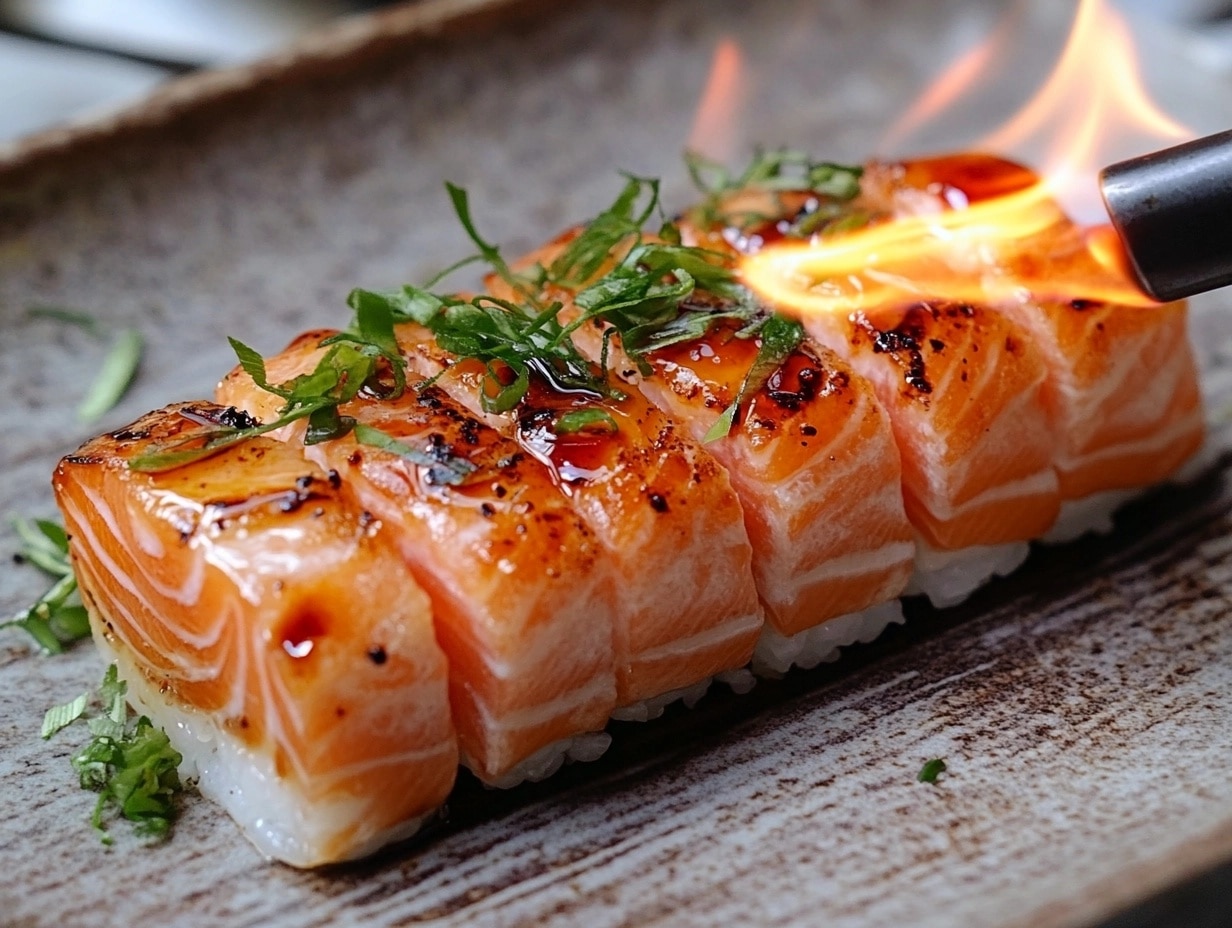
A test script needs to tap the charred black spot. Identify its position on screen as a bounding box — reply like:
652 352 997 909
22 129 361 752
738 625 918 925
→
295 475 315 491
64 454 102 465
359 510 375 528
327 469 342 489
1070 299 1098 311
348 451 363 466
929 338 945 352
494 484 508 499
217 406 260 430
367 646 388 666
801 424 818 437
108 426 151 441
480 502 496 518
649 492 669 513
459 418 481 446
869 311 933 394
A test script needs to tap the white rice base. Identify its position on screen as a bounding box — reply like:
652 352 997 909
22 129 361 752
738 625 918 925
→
905 540 1031 608
93 634 430 868
476 731 614 790
751 601 905 677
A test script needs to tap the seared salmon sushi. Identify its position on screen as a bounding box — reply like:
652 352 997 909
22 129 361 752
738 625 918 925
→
53 403 458 867
493 233 915 673
217 332 618 785
678 174 1064 606
393 319 763 711
861 154 1205 540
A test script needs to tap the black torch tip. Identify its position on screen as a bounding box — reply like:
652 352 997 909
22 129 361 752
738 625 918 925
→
1100 128 1232 303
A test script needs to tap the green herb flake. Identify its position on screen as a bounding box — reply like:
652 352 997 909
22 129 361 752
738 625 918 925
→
2 516 91 654
41 692 88 739
130 308 411 473
685 149 864 232
26 305 103 335
78 328 143 423
554 408 619 435
703 314 806 443
45 664 185 845
352 423 477 487
917 758 947 784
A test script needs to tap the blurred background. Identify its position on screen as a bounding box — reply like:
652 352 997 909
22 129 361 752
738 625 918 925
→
2 0 1232 144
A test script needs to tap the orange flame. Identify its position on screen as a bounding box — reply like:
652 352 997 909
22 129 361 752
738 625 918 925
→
879 7 1022 154
741 0 1193 316
687 38 746 163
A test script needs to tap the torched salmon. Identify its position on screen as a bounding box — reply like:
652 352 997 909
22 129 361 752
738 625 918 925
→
48 150 1207 870
396 322 763 707
52 403 457 867
495 237 916 638
862 155 1204 508
217 332 619 783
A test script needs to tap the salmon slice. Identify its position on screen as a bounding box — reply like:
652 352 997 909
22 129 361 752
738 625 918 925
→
676 177 1063 603
862 155 1204 537
394 321 763 710
489 237 915 665
52 403 457 867
217 332 618 784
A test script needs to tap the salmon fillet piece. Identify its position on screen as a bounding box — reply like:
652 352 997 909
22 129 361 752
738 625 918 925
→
53 403 457 867
485 236 914 641
678 173 1063 551
863 155 1204 506
394 321 763 708
217 332 618 784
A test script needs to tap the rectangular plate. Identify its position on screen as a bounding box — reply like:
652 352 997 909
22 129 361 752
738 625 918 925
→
3 1 1232 925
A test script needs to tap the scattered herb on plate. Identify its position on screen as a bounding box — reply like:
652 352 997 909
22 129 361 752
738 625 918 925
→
917 758 948 784
2 517 91 654
43 664 186 844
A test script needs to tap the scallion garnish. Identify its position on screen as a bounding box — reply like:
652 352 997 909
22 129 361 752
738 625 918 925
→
554 408 619 435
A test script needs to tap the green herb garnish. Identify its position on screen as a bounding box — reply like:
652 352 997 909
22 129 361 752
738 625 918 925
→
539 173 806 442
129 303 411 472
2 517 91 654
702 314 806 442
548 174 664 287
45 665 186 844
554 408 619 434
351 423 477 486
685 149 864 232
78 328 143 423
27 305 104 335
917 758 947 784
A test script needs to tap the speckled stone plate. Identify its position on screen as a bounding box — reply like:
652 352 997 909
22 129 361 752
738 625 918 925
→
3 1 1232 925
